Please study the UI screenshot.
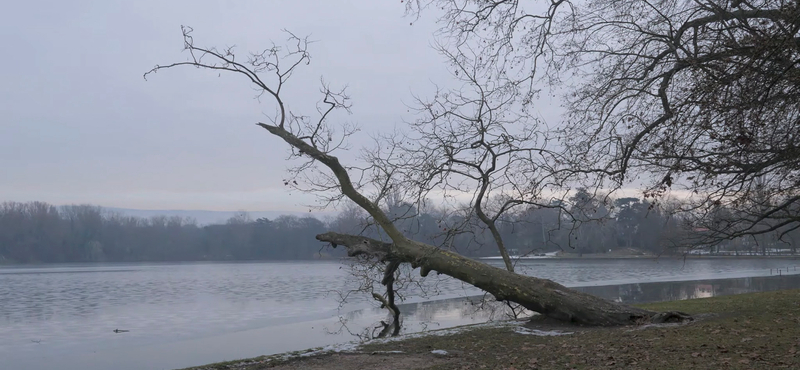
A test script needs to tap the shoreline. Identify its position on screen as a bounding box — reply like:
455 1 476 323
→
520 254 800 260
2 254 799 266
183 289 800 370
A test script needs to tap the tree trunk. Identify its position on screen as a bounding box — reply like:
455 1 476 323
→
318 232 689 326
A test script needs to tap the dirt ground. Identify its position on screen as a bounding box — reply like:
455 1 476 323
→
187 289 800 370
265 352 449 370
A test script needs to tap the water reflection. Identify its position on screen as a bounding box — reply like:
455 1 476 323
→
330 294 521 340
575 273 800 304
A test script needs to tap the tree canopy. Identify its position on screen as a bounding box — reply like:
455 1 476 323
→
408 0 800 246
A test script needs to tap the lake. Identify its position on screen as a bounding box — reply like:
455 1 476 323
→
2 257 799 370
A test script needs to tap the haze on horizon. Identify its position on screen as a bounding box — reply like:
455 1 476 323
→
1 1 552 212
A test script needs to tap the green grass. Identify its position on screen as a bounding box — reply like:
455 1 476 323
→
182 289 800 369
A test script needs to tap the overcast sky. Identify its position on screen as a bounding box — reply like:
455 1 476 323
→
0 0 480 212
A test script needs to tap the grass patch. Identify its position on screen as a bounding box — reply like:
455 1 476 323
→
181 289 800 369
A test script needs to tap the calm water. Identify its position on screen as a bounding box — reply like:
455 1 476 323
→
2 257 799 370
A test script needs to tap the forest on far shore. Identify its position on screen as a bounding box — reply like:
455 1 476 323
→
1 190 795 264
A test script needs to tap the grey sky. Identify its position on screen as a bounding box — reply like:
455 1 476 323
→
0 1 460 212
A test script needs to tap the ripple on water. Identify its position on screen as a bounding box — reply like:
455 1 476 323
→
0 258 797 362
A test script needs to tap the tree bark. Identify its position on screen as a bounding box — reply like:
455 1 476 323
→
318 232 690 326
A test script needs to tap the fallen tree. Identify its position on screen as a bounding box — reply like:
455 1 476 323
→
318 231 694 325
146 26 691 326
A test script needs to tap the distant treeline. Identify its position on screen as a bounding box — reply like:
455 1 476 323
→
0 194 664 264
2 192 794 264
0 202 337 263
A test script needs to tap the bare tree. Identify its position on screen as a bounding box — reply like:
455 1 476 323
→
146 26 689 326
411 0 800 248
367 43 569 273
